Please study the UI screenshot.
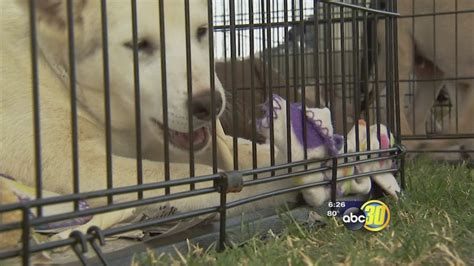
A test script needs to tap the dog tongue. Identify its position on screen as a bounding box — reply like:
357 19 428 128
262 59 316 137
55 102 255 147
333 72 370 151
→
170 127 206 149
193 128 205 144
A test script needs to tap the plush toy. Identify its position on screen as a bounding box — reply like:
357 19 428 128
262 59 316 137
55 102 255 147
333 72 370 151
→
345 119 401 198
258 94 400 207
258 94 348 206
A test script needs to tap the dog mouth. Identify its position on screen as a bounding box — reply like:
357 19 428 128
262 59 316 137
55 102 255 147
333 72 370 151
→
151 118 209 151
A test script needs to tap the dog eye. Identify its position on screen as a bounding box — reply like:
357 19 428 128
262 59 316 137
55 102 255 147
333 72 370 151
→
196 26 207 41
124 39 155 54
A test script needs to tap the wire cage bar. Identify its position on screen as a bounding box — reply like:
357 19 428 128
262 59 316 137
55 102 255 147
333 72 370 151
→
0 0 402 264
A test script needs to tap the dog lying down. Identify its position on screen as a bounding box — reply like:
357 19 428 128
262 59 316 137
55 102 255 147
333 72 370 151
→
1 0 297 251
0 96 400 251
0 122 243 250
258 94 400 207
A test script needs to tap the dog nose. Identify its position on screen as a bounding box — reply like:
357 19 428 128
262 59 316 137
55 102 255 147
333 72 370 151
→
190 91 223 121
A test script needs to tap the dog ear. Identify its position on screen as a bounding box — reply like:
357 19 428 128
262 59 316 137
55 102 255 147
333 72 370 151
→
17 0 87 30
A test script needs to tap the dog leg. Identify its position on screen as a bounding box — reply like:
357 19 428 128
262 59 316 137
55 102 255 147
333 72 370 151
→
412 79 444 135
447 82 474 134
396 29 416 137
377 20 416 149
446 81 474 158
406 82 473 160
77 140 294 215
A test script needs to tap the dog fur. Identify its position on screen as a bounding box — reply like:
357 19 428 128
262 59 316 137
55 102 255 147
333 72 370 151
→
376 0 474 159
0 0 297 246
0 179 22 250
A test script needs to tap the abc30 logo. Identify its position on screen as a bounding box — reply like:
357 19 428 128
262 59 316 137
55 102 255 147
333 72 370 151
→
342 200 391 231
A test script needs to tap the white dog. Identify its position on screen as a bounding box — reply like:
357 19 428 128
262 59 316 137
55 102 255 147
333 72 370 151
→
376 0 474 158
0 0 297 246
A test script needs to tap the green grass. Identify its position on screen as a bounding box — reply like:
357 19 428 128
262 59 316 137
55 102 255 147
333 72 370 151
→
133 158 473 266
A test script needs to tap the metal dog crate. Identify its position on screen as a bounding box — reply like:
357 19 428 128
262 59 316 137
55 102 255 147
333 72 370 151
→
0 0 401 264
382 0 473 160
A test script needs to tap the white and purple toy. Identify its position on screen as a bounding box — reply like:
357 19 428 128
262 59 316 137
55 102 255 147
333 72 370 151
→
258 94 400 207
